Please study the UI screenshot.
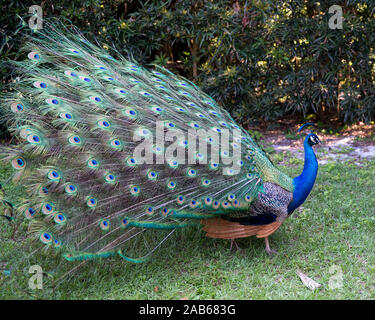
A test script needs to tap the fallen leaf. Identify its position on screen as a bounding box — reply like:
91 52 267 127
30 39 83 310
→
154 286 159 293
296 270 321 290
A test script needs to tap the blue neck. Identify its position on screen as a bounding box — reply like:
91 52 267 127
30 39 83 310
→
287 137 318 214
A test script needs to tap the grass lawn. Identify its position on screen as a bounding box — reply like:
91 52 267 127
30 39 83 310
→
1 158 375 299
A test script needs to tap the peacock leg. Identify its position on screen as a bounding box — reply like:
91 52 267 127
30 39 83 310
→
264 237 277 255
230 239 240 251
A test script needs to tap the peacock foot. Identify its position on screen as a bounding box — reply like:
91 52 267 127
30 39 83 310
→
264 237 278 255
230 239 241 251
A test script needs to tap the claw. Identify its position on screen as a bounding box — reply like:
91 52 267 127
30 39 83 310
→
264 237 277 255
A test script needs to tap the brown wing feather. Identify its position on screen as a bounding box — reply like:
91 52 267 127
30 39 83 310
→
201 218 282 239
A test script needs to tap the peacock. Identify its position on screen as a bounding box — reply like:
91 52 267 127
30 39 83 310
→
0 20 320 270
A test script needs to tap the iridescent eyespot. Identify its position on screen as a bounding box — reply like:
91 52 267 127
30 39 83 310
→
65 184 77 194
146 207 154 215
39 186 49 196
60 112 73 121
189 200 198 208
224 168 235 176
68 135 82 145
177 195 185 205
90 96 102 103
121 218 129 227
179 139 188 147
209 162 219 170
28 51 40 60
110 139 122 149
54 213 66 224
24 208 36 219
79 76 91 82
105 173 116 183
97 119 111 129
95 65 106 70
86 197 97 208
140 91 151 97
167 181 176 190
68 49 80 54
202 179 210 186
207 137 215 144
151 106 163 113
115 88 127 94
27 134 42 144
126 157 137 167
245 195 253 202
103 76 114 81
130 186 140 195
176 107 185 112
11 157 25 170
147 170 157 180
187 168 197 177
161 207 171 217
233 200 241 208
221 151 229 158
47 170 60 181
123 108 137 119
166 122 175 128
222 201 231 209
64 70 78 77
11 102 24 113
135 128 151 138
204 197 212 205
99 219 110 231
40 232 53 245
153 145 163 154
54 239 62 248
196 153 204 160
168 159 178 168
33 81 48 89
42 203 54 215
228 194 236 201
212 200 220 209
46 98 60 105
87 159 99 168
189 122 200 129
212 127 221 133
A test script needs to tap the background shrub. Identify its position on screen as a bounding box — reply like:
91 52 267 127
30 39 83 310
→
1 0 374 132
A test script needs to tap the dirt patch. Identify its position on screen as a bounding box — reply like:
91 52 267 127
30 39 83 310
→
255 121 375 165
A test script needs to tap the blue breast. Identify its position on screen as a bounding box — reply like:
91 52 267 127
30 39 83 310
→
287 137 318 214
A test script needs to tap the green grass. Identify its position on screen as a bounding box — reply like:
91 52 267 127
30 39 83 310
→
1 160 375 300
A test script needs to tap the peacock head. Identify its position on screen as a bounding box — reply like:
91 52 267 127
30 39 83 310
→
306 133 321 146
298 123 321 146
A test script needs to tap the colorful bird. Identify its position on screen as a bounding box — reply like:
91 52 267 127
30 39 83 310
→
0 21 320 266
